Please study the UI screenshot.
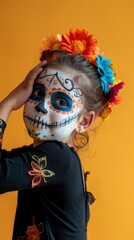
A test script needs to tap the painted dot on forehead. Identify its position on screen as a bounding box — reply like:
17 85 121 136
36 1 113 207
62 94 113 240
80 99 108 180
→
53 79 58 84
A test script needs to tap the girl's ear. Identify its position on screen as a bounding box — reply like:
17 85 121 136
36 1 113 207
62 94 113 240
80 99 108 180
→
76 111 95 133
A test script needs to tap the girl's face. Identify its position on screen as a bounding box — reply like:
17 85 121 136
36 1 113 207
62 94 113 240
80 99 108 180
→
23 67 83 143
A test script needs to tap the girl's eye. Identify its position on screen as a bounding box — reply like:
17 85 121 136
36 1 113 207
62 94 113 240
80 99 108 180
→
54 98 68 107
34 90 44 99
29 83 45 102
51 91 72 112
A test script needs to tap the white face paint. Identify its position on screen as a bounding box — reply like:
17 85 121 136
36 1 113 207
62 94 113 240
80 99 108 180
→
23 67 83 143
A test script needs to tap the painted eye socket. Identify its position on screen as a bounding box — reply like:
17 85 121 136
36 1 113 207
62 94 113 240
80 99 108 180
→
51 91 72 112
29 83 45 102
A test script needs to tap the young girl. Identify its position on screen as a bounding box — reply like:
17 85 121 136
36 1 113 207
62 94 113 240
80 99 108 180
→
0 29 124 240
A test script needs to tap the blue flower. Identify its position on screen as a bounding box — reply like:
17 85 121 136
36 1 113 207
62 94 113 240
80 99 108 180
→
96 54 114 94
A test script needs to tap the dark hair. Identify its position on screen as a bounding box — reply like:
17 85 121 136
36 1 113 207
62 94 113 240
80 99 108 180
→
42 52 111 150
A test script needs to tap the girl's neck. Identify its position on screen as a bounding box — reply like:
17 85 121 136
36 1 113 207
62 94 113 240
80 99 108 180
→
33 139 44 148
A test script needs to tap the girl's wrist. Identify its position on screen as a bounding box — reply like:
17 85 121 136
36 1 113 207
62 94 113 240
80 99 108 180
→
0 119 7 148
0 100 13 122
0 119 7 131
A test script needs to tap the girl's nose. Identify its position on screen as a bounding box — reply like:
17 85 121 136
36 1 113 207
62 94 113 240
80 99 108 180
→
35 100 48 114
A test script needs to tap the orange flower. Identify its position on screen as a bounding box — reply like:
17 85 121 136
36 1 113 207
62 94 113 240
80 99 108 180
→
89 46 103 63
42 34 61 51
59 29 97 60
26 225 39 236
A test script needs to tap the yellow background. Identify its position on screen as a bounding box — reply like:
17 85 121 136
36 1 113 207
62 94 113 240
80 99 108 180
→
0 0 133 239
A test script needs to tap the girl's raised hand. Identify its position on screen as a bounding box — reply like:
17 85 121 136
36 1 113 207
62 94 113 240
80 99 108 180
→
0 61 47 122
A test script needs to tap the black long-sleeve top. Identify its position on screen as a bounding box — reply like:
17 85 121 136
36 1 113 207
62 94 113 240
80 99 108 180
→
0 119 89 240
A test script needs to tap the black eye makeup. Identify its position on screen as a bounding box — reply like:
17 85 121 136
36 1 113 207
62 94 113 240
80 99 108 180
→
29 83 45 102
51 91 73 112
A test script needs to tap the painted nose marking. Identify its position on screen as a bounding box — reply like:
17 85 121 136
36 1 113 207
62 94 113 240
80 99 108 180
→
35 100 48 114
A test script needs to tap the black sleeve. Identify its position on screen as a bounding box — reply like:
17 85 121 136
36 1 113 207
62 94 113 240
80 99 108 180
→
1 145 33 158
0 140 71 194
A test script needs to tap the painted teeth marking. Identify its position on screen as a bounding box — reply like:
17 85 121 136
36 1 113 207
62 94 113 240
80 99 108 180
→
25 113 79 129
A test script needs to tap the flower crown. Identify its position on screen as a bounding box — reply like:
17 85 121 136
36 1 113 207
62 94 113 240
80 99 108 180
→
40 29 124 120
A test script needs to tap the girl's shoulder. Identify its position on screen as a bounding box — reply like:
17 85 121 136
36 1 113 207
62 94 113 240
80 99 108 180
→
34 140 74 156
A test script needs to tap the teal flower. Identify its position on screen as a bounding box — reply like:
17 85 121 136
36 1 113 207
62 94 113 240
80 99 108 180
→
96 54 114 93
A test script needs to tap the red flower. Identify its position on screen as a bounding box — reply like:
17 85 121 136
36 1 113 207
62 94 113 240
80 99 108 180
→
28 161 43 188
110 81 125 104
59 29 98 60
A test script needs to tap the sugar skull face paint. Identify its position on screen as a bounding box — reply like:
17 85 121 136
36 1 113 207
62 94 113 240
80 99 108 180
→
23 67 83 142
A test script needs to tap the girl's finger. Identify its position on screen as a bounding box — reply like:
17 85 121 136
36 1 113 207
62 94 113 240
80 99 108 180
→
31 60 47 72
25 60 47 81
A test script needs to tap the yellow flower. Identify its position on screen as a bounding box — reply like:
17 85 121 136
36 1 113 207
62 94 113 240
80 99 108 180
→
113 77 122 85
99 104 113 121
110 63 117 76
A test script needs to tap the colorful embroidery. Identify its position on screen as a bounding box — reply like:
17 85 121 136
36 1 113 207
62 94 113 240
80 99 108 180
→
28 155 55 188
18 216 44 240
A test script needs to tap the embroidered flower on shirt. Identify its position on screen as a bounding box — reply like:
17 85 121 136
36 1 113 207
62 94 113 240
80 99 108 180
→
28 155 55 188
18 216 44 240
